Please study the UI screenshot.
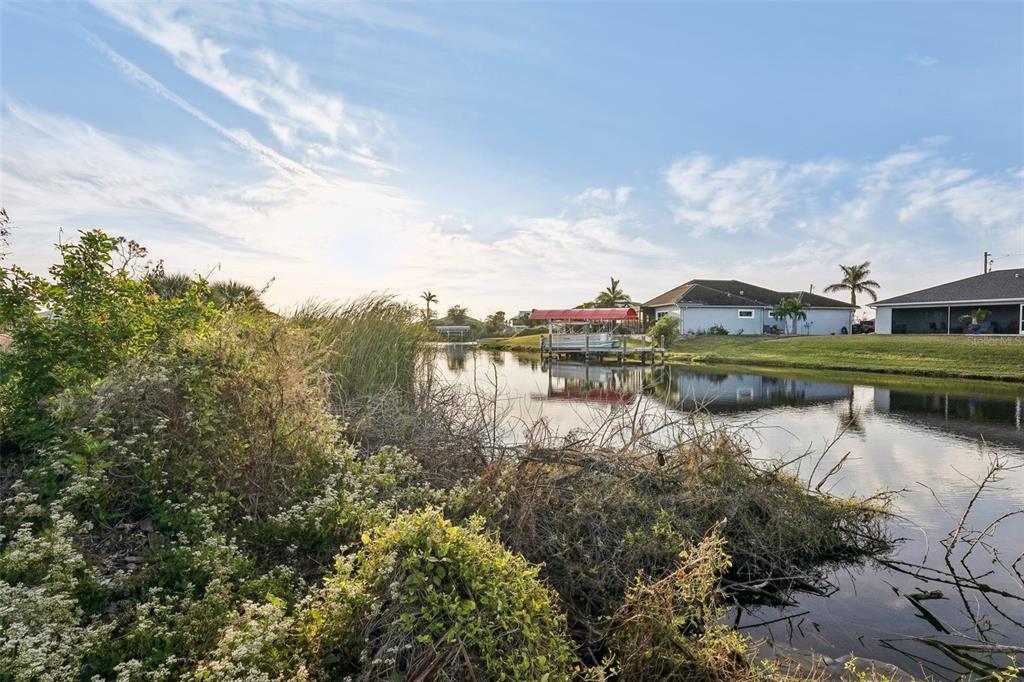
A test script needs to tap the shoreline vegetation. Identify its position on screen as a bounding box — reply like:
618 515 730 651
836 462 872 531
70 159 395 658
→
478 333 1024 383
2 231 1020 679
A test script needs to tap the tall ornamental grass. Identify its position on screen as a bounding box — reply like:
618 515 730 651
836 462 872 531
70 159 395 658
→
291 296 430 407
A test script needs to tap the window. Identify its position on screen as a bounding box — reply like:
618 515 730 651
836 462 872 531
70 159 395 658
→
738 309 754 318
656 311 669 319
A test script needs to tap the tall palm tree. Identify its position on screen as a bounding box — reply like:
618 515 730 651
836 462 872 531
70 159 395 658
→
824 262 880 308
421 291 438 320
595 277 630 307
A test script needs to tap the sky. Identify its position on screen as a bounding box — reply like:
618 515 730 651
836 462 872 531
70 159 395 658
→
2 1 1023 317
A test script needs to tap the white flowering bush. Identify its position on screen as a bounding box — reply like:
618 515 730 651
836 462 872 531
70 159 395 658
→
0 511 110 681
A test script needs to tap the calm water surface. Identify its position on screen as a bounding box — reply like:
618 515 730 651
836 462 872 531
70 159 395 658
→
435 346 1024 679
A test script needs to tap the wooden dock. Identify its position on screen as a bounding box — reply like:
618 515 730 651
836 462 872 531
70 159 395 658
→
540 333 666 364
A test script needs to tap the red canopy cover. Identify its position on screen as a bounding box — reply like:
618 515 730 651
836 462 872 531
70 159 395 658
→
529 308 638 321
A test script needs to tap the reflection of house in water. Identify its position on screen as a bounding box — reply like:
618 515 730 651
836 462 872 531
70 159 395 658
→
873 388 1023 445
538 362 646 404
656 367 853 411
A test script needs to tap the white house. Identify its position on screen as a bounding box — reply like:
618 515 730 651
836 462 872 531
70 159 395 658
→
642 279 854 336
870 268 1024 335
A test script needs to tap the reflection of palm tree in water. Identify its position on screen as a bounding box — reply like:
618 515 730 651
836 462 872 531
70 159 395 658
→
839 392 865 435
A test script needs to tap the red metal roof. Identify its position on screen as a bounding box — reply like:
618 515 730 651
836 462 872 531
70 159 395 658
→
529 308 638 321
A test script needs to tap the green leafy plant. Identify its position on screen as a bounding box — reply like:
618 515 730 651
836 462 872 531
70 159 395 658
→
649 313 681 347
771 298 809 335
0 230 215 445
610 531 763 681
195 510 581 681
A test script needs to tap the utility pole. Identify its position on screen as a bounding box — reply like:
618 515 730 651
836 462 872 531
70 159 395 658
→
983 251 990 274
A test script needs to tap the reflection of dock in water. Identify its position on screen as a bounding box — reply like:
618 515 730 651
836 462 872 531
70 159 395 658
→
537 361 646 405
873 388 1023 446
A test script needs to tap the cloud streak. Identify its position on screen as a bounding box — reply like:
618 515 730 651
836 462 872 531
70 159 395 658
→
85 31 320 181
92 0 392 174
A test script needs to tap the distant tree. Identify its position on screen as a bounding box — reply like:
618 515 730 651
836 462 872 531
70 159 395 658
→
421 291 438 321
446 305 469 325
210 279 264 310
594 277 631 308
146 270 264 311
146 271 194 300
823 262 880 308
771 298 808 335
485 310 507 333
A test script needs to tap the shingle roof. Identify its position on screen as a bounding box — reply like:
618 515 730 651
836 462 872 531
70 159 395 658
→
872 268 1024 306
642 283 696 307
642 279 853 309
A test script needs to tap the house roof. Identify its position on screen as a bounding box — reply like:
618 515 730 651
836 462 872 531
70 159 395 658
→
529 308 639 321
642 279 853 309
871 268 1024 307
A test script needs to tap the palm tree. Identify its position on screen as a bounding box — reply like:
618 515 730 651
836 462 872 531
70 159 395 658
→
421 291 438 321
595 277 630 307
210 279 263 310
823 262 880 308
146 272 194 300
772 297 808 335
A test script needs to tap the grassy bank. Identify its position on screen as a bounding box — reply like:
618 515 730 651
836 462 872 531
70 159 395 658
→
482 333 1024 382
666 334 1024 382
479 333 543 351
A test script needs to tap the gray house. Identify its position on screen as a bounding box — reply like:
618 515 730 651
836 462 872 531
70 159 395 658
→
642 279 854 336
870 268 1024 335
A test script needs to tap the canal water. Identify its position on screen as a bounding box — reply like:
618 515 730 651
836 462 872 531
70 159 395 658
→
434 346 1024 679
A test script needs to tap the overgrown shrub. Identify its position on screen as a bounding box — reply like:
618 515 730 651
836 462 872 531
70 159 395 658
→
610 531 766 681
195 510 581 681
649 314 681 347
0 510 111 681
0 230 215 446
47 313 340 530
493 425 891 654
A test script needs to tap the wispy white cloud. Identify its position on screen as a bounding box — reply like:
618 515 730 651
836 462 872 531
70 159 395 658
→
665 153 845 234
85 32 319 181
662 141 1023 301
906 52 939 68
573 186 633 211
92 1 392 174
1 99 675 313
666 143 1021 242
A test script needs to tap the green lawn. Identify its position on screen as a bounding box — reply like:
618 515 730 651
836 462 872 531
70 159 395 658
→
666 334 1024 382
479 333 1024 382
479 334 543 350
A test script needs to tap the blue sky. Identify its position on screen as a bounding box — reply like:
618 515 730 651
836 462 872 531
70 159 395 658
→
2 1 1022 315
